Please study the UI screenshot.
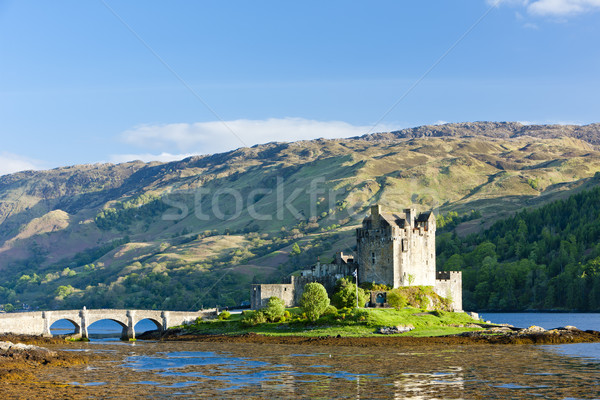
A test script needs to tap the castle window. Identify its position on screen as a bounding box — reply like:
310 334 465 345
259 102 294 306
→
402 239 408 252
371 252 376 264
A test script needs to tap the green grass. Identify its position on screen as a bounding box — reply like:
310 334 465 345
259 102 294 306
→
178 307 484 338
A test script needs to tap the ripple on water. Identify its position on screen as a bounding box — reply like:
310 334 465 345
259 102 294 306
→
51 341 600 398
121 350 380 391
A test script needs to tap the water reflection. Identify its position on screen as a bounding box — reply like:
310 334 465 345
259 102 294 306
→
394 368 464 400
123 350 377 392
49 341 600 399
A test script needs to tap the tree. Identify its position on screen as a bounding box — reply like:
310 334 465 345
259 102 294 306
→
331 278 368 308
291 243 301 256
55 285 75 299
263 296 285 322
300 282 330 321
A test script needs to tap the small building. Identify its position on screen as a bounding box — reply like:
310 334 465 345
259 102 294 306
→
251 205 462 311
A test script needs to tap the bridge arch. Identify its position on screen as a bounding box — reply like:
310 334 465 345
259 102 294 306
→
86 315 129 328
86 318 129 339
134 317 162 332
49 318 81 336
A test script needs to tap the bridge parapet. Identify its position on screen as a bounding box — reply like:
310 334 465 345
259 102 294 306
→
0 308 216 339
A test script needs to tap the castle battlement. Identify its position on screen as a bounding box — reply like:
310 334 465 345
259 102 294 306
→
436 270 461 281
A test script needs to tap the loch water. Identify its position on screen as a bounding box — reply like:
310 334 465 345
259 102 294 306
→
46 313 600 399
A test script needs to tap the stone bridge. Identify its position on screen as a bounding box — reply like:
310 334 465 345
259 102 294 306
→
0 308 217 340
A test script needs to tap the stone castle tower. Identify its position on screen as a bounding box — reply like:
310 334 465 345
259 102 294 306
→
357 205 436 288
251 204 462 311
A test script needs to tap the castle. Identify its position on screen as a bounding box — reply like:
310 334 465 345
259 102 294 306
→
251 205 462 311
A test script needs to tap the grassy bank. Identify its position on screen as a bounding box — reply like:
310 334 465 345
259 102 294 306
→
177 307 484 338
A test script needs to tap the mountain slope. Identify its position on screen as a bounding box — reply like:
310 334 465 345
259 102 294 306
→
437 184 600 311
1 121 600 310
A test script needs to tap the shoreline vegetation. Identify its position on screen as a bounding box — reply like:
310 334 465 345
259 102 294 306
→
138 307 600 346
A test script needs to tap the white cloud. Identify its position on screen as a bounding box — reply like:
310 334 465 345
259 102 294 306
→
108 152 197 164
0 152 44 176
491 0 600 16
487 0 529 6
528 0 600 15
120 118 395 157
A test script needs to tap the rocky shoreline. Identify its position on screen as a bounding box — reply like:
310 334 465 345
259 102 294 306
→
0 326 598 398
140 324 600 346
0 335 90 399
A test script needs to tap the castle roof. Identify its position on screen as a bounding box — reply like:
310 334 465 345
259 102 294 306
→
416 211 433 222
363 206 433 229
378 212 407 228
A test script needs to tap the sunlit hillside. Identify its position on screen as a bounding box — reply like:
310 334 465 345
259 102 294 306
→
1 122 600 310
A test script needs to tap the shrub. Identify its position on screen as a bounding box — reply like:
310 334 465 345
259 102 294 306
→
331 278 368 309
263 296 286 322
218 311 231 320
387 289 408 309
323 305 338 316
241 310 267 326
352 308 369 322
300 282 330 321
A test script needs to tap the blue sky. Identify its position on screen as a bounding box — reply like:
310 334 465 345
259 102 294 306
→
0 0 599 175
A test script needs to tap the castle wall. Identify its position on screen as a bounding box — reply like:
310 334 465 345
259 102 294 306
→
434 271 463 311
305 262 355 279
292 274 342 306
400 226 436 287
251 266 353 310
357 231 394 286
250 281 294 309
358 206 436 288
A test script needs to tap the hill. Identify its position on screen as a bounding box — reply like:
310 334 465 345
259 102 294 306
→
1 121 600 311
438 185 600 311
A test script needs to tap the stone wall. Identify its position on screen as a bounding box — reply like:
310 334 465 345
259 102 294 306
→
250 281 295 309
357 205 436 288
301 262 355 279
250 264 355 309
0 311 45 336
356 212 395 285
399 223 436 287
292 274 344 306
434 271 463 311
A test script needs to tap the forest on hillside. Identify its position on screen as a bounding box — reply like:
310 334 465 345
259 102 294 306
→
437 185 600 311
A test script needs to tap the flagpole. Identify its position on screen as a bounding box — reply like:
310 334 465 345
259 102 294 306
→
355 268 359 308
